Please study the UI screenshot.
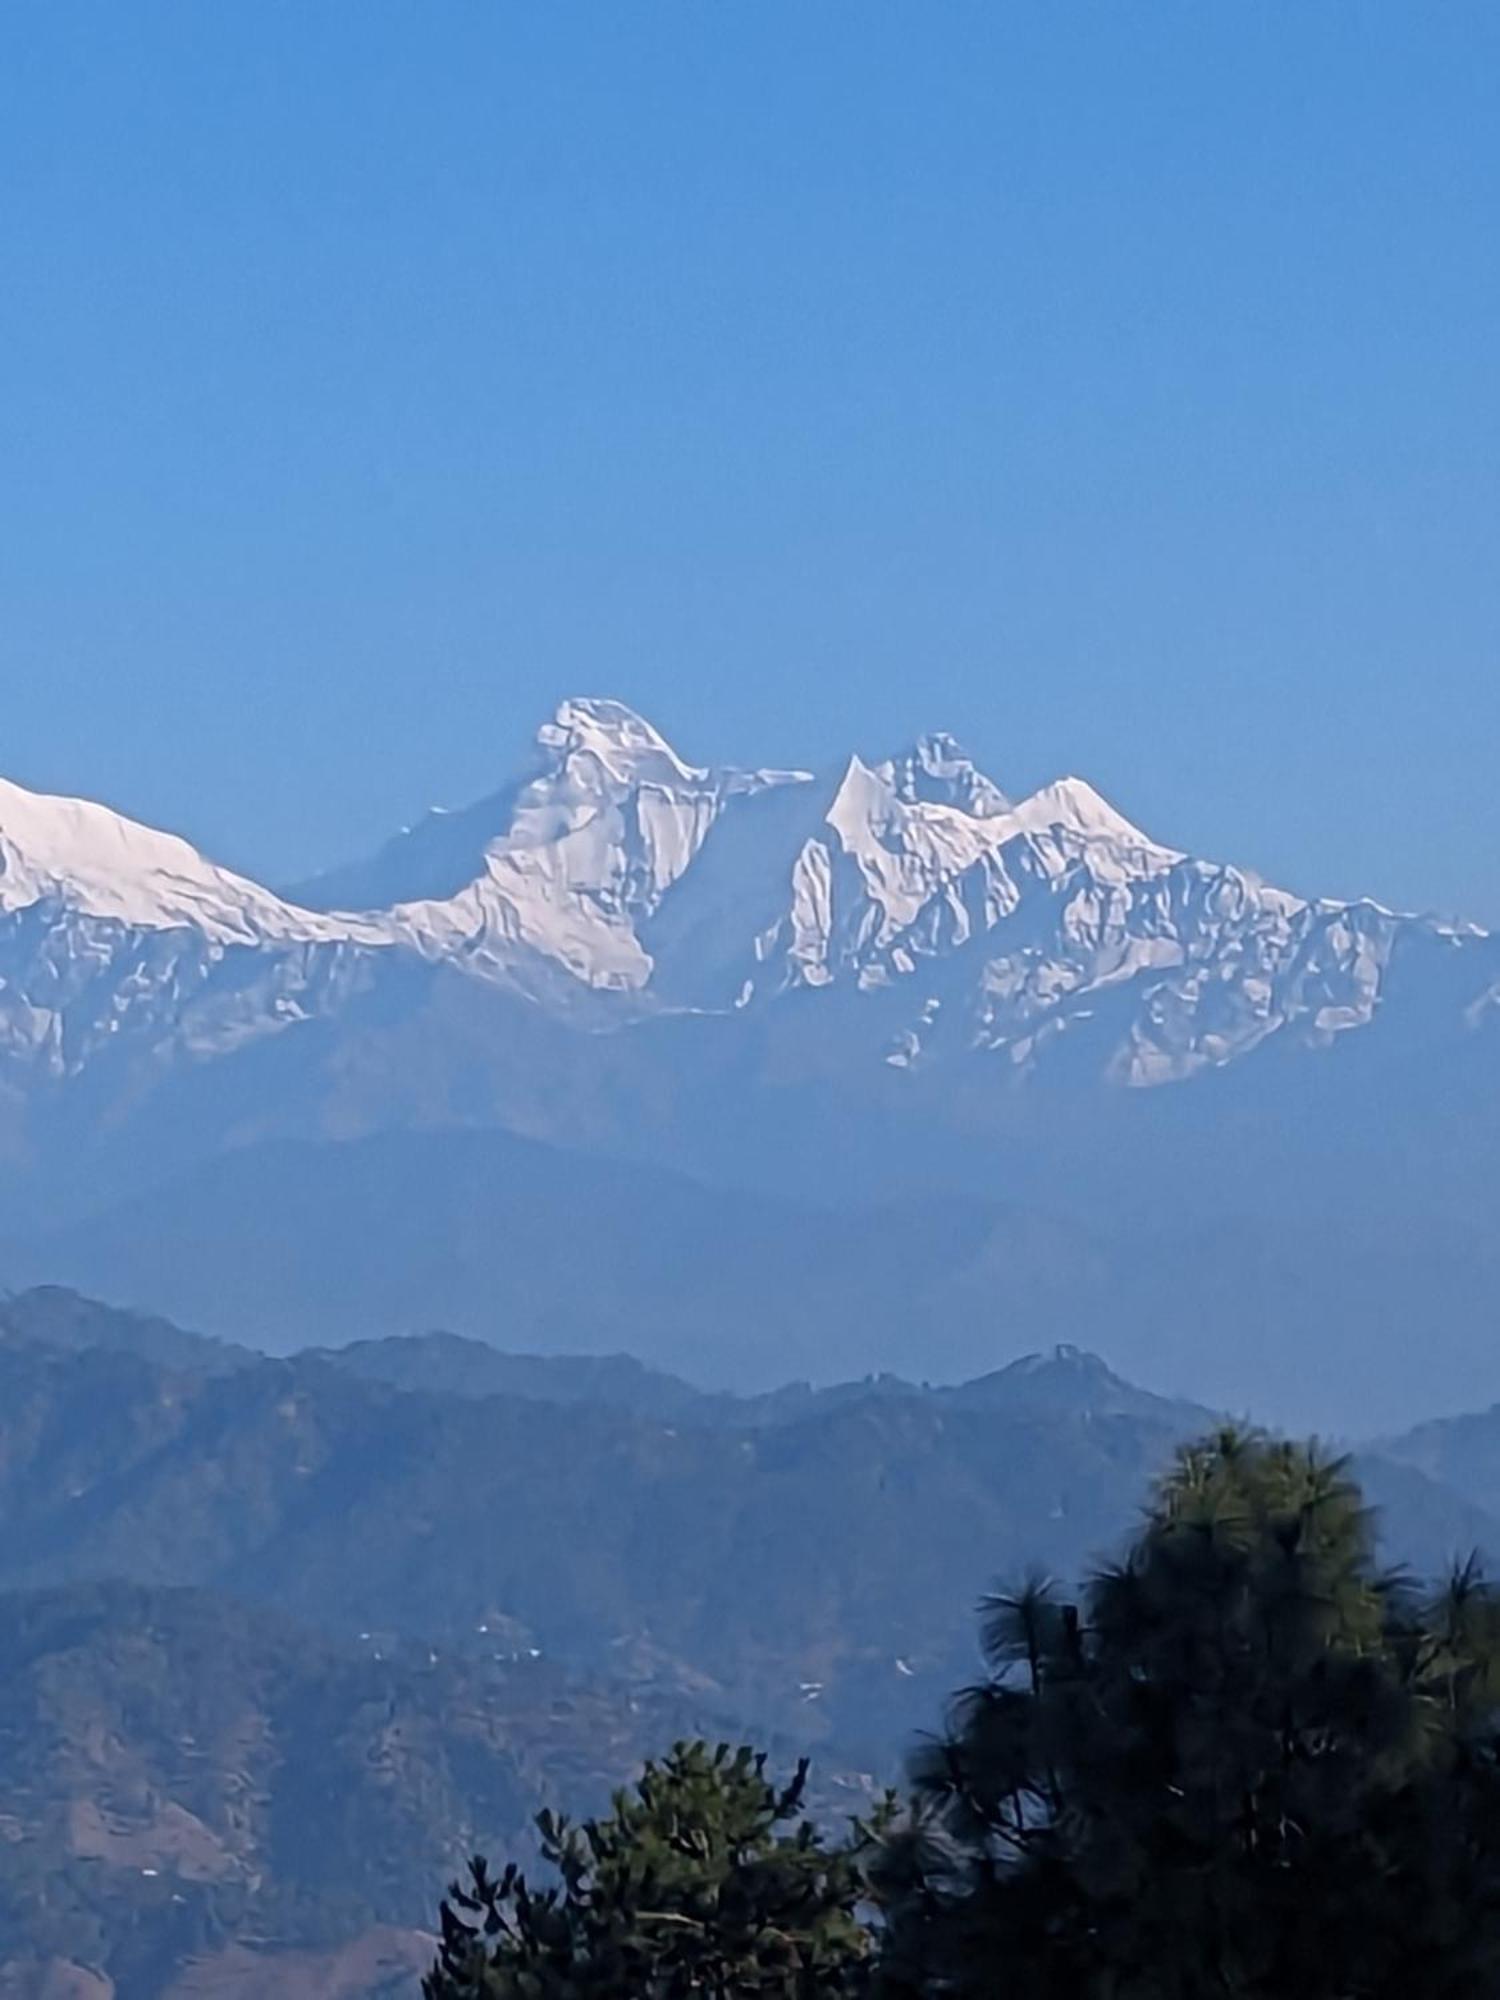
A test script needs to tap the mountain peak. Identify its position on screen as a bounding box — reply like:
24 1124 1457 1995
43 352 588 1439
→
7 699 1493 1115
953 1343 1212 1426
886 733 1012 817
537 698 814 802
539 698 701 788
1011 774 1178 858
0 774 343 942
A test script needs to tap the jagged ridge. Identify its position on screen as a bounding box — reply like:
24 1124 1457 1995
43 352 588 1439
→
0 696 1493 1107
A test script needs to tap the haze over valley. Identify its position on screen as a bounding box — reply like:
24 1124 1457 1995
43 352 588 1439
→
0 697 1494 1431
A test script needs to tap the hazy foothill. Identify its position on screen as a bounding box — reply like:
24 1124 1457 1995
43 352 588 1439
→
3 1288 1500 1992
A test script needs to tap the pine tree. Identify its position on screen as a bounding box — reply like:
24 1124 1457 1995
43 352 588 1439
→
886 1429 1500 1999
424 1739 888 1998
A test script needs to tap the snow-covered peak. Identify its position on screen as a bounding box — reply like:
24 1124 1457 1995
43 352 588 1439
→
387 701 816 991
826 752 1008 880
510 697 812 886
0 697 1493 1112
1009 775 1180 860
883 732 1012 817
293 698 816 927
535 697 813 803
822 751 1177 901
538 697 702 791
0 775 360 943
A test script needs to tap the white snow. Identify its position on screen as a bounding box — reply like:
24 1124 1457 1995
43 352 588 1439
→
388 698 814 991
0 696 1487 1091
0 776 380 944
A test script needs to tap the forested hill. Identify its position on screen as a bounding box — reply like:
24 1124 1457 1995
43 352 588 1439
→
0 1288 1492 1746
0 1581 730 2000
0 1329 1211 1748
0 1287 1496 1996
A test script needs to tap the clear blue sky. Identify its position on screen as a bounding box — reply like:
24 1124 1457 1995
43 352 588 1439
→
2 4 1497 916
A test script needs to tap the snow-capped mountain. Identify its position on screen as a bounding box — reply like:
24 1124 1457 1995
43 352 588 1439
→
0 773 364 943
0 696 1493 1090
378 698 815 995
285 695 1489 1086
0 774 392 1084
3 696 1498 1423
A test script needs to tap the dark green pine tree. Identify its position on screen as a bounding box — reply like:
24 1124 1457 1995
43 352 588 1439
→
883 1428 1500 2000
424 1739 889 1998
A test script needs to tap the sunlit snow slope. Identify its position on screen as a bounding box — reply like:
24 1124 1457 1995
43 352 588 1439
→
2 696 1492 1105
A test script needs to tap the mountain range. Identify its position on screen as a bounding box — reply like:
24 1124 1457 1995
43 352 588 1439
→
2 1285 1500 1995
0 1286 1492 1753
8 696 1495 1095
1 698 1497 1428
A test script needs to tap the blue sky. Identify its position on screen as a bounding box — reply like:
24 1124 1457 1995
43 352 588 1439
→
2 4 1497 916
